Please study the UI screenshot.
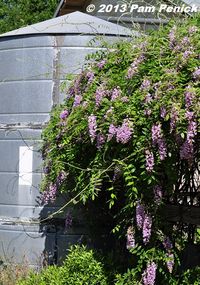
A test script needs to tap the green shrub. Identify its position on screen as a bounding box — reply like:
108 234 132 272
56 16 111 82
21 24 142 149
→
17 245 107 285
61 245 107 285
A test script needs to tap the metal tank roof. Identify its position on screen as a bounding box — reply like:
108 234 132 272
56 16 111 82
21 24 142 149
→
0 11 133 38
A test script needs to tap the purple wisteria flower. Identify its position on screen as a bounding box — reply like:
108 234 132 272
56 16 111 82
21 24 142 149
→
173 45 181 52
41 171 67 204
111 87 121 101
185 86 194 108
116 119 133 144
82 101 88 108
126 226 135 249
169 26 176 48
154 185 163 205
73 95 82 107
121 96 129 103
96 133 106 149
144 109 152 116
181 36 190 45
141 79 151 91
160 107 167 119
88 114 97 143
193 68 200 80
127 54 145 79
182 50 193 60
67 86 75 99
104 107 114 119
189 26 198 33
180 140 194 161
185 111 194 121
56 171 66 185
151 124 167 160
163 236 173 251
158 138 167 161
42 183 57 204
187 121 197 144
136 202 145 230
166 253 174 274
107 124 117 141
170 108 179 132
143 214 152 244
180 119 197 162
152 124 162 145
142 262 157 285
144 93 152 104
97 60 106 69
73 75 82 94
95 88 107 106
86 71 95 83
60 110 69 120
145 150 154 172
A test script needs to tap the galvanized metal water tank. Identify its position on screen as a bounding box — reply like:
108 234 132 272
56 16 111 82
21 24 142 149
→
0 12 132 267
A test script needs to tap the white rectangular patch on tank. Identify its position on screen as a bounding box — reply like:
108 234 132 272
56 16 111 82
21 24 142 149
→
19 146 33 186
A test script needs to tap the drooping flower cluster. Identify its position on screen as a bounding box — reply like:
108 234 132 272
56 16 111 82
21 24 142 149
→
162 237 174 273
180 120 197 162
42 171 66 204
185 86 194 109
142 262 157 285
116 119 133 144
145 150 154 172
97 59 106 69
152 124 167 160
189 26 198 33
42 183 57 204
143 214 152 244
111 87 121 101
170 107 179 132
193 68 200 80
166 253 174 274
95 88 107 106
96 133 106 149
108 124 117 141
107 120 133 144
126 226 135 249
152 124 162 145
86 71 95 84
136 202 152 244
163 236 173 251
73 95 82 107
60 109 69 120
127 54 145 79
136 202 145 229
160 107 167 119
88 114 97 143
169 26 177 48
141 79 151 91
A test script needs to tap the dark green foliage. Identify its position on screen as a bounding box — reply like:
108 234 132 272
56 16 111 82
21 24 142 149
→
0 0 59 34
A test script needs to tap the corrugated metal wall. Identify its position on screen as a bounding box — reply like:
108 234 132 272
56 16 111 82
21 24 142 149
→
0 12 131 266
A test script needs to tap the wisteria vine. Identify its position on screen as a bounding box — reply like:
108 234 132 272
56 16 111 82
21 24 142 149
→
41 15 200 284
